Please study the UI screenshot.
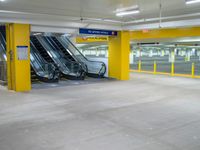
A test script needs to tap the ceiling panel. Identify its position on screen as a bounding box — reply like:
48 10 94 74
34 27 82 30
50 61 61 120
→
1 0 200 30
1 0 200 19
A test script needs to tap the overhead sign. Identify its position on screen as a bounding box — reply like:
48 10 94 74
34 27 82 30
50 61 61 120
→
79 28 118 36
76 36 108 43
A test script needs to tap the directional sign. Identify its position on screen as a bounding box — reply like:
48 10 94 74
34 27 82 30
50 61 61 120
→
76 36 108 43
79 28 118 36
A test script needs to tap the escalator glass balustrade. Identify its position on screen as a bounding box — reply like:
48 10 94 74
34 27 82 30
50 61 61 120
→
55 36 106 77
32 35 86 80
30 43 59 82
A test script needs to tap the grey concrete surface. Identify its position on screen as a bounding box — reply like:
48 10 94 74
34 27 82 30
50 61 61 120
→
0 73 200 150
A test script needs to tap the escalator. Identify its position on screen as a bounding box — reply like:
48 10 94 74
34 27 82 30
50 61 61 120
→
0 31 7 62
50 36 79 63
31 35 85 80
30 42 59 82
0 28 7 84
0 28 59 83
52 36 106 78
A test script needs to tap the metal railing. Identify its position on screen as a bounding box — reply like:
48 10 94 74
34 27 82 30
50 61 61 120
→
130 60 200 79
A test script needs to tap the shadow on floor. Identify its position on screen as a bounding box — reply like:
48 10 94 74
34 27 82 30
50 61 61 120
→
32 77 115 90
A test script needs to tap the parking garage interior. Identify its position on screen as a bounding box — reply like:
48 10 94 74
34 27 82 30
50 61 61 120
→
1 0 200 150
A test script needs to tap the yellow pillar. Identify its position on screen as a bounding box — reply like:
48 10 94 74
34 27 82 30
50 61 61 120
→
6 23 31 92
108 31 130 80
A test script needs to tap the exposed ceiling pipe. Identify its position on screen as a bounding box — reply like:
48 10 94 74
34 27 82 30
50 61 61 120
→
125 12 200 25
0 9 122 25
2 9 200 31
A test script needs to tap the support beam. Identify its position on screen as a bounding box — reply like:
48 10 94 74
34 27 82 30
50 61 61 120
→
6 23 31 92
108 31 130 80
130 27 200 41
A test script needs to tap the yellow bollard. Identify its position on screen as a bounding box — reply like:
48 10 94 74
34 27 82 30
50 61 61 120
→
171 62 175 76
138 60 142 72
192 63 195 78
154 61 157 74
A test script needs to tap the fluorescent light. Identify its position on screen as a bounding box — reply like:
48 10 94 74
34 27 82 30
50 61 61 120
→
186 0 200 4
115 5 140 17
0 0 5 2
33 33 42 36
116 10 140 17
115 5 139 13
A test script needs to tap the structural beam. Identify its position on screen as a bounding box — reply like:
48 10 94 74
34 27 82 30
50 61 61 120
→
6 23 31 92
130 27 200 41
108 31 130 80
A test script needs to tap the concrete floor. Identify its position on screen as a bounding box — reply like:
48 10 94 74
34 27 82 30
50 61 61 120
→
0 73 200 150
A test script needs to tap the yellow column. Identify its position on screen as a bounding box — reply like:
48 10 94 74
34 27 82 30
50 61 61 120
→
6 23 31 92
108 31 130 80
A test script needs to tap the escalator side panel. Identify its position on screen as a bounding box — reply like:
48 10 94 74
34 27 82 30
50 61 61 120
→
34 36 85 80
56 36 106 77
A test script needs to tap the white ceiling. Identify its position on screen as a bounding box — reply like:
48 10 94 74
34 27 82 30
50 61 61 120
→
1 0 200 32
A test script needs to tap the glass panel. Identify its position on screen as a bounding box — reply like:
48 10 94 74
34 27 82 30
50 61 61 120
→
31 42 59 80
36 36 83 77
56 36 106 76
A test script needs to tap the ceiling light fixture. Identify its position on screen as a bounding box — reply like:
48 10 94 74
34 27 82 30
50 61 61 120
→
115 5 140 17
0 0 5 2
186 0 200 4
116 10 140 17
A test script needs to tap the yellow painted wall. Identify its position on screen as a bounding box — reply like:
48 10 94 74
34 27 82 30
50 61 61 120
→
108 31 130 80
130 27 200 40
6 24 31 92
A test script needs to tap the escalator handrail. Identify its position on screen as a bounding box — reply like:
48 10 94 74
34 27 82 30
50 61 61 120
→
0 32 6 50
47 36 83 65
0 32 8 61
30 41 59 80
59 36 104 64
57 36 106 75
50 36 81 63
45 37 84 76
43 36 78 71
36 36 84 77
36 36 70 73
